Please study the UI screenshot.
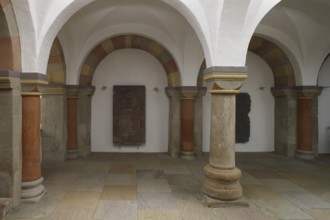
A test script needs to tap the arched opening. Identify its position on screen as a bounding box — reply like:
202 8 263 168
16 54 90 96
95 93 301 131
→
78 35 180 153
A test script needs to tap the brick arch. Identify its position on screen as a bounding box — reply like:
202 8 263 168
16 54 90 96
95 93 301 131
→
248 36 296 86
79 35 181 87
47 37 66 84
0 0 20 71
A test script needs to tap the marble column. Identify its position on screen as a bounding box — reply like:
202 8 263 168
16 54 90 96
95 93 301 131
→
271 87 297 157
66 86 79 159
77 86 95 157
21 73 47 203
180 87 198 159
295 87 322 160
201 67 247 206
194 87 207 157
0 70 22 207
165 87 181 158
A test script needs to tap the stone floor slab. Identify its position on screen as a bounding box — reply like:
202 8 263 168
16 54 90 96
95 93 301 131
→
100 185 136 200
94 200 137 220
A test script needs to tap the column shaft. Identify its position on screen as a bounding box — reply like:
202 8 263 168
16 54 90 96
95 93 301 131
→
67 98 78 151
21 72 47 203
180 98 195 158
22 96 41 181
297 98 313 151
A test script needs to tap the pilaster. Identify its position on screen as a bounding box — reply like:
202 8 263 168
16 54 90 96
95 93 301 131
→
66 85 79 159
165 87 181 158
271 87 297 157
0 70 22 208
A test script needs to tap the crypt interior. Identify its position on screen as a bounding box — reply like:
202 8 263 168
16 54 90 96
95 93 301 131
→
1 0 330 219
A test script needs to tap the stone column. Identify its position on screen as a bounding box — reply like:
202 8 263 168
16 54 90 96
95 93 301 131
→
194 87 207 157
180 87 198 159
0 70 22 208
77 86 95 157
21 73 47 203
66 85 79 159
201 67 247 206
271 87 297 157
165 87 181 158
41 85 66 162
295 87 322 160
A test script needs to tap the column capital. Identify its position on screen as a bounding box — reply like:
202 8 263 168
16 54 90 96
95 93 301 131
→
43 84 66 95
271 86 297 97
165 87 181 98
0 70 21 90
296 86 322 99
78 85 95 96
180 86 199 99
21 72 48 96
203 66 247 94
66 85 80 98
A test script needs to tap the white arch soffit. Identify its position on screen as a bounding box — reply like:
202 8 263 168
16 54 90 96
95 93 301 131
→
67 24 184 85
254 25 303 85
213 0 281 67
160 0 212 68
37 0 94 74
304 29 330 85
12 0 38 72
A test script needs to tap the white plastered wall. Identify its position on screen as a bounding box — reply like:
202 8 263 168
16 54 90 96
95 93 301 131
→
91 49 169 152
203 52 275 152
318 56 330 154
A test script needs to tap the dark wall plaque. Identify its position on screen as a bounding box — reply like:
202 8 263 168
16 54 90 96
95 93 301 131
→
113 85 145 145
236 93 251 143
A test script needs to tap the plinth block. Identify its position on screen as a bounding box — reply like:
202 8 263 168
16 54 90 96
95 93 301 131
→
203 194 249 208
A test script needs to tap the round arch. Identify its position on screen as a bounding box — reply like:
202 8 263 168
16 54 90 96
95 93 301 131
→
79 35 181 87
47 37 66 84
0 0 20 71
248 36 296 87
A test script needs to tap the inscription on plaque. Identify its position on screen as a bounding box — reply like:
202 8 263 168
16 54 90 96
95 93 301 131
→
113 85 145 145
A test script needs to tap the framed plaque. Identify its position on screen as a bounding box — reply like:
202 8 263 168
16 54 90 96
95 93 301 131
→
113 85 145 145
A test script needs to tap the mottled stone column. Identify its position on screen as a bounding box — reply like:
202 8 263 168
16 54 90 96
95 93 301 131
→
165 87 181 158
0 70 22 208
296 87 322 160
77 86 95 157
66 86 79 159
41 85 66 162
202 67 247 206
21 73 48 203
194 87 207 157
271 87 297 157
180 87 198 159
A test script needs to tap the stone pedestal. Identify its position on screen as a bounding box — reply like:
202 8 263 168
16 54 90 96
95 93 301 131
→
180 87 198 160
165 87 181 158
0 70 22 208
271 87 297 157
201 67 247 205
21 73 47 203
66 86 79 159
296 87 322 160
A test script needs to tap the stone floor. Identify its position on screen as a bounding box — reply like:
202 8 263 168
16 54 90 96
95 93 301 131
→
4 152 330 220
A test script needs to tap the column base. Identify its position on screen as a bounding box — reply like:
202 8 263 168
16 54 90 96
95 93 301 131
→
180 151 195 160
203 194 249 208
202 164 242 201
295 149 315 160
21 177 47 203
66 149 78 159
